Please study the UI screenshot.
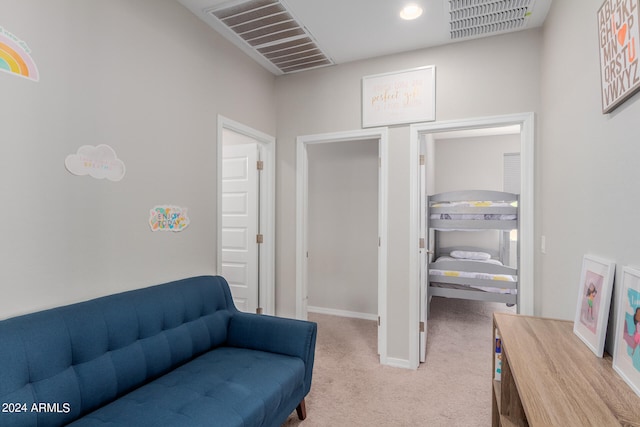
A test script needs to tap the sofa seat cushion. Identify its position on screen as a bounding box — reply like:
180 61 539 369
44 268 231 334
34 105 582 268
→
68 347 306 427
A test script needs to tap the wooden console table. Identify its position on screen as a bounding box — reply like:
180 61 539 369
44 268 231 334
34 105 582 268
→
492 312 640 426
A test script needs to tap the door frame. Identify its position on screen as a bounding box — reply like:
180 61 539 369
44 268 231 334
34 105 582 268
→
296 127 389 365
408 112 535 369
217 115 275 315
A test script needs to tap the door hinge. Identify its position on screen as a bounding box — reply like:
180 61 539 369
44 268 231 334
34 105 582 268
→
256 307 263 315
257 160 264 170
256 234 264 244
419 238 425 249
378 157 382 168
377 316 381 327
420 321 425 332
378 237 381 247
419 154 425 166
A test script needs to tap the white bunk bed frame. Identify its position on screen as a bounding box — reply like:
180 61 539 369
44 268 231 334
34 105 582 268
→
427 190 519 307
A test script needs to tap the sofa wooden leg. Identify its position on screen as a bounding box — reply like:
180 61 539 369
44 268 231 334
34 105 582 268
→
296 399 307 420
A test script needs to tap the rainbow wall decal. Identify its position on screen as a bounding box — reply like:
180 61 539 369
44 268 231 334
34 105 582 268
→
0 26 39 82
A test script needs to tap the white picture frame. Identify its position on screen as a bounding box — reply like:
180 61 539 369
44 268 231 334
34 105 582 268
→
573 254 615 357
612 266 640 397
597 0 640 113
361 66 435 128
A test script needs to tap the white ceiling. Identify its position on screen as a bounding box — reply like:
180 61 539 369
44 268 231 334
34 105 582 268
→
177 0 552 75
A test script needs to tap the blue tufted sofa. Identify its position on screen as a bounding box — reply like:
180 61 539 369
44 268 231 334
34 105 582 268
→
0 276 317 427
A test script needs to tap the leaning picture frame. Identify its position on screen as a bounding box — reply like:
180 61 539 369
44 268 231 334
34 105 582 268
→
612 266 640 397
573 254 615 357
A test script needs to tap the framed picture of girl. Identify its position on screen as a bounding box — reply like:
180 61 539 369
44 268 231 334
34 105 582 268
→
573 255 615 357
613 266 640 397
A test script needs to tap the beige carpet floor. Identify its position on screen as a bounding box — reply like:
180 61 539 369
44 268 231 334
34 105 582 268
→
282 297 515 426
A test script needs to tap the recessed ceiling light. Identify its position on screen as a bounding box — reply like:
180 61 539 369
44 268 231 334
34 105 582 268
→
400 4 423 20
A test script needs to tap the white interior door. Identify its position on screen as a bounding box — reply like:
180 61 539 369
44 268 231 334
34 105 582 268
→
222 141 259 313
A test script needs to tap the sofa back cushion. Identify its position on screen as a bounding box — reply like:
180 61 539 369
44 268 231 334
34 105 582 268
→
0 275 236 426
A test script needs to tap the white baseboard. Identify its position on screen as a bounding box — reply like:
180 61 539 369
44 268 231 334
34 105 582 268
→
383 357 413 370
307 306 377 321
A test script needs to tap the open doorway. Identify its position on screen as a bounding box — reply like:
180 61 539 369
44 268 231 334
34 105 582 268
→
217 115 275 315
306 139 378 320
296 128 389 365
408 113 535 368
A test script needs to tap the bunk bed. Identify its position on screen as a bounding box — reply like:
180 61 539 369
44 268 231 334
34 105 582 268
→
427 190 519 308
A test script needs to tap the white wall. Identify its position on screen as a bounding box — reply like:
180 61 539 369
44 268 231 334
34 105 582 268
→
0 0 275 319
434 134 520 193
307 139 378 317
433 133 520 253
275 30 542 361
538 0 640 350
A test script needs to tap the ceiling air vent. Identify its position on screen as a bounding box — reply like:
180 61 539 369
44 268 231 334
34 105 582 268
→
449 0 536 40
207 0 333 74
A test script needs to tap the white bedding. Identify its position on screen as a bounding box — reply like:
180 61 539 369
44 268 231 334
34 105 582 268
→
429 256 517 294
429 201 517 221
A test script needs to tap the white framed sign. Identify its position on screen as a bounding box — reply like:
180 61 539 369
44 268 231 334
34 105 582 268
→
362 66 435 128
598 0 640 113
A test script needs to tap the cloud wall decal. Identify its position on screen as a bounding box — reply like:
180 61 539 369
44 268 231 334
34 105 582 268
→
65 144 126 181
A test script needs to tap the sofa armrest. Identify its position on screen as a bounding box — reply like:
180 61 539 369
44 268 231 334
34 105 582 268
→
227 313 317 394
